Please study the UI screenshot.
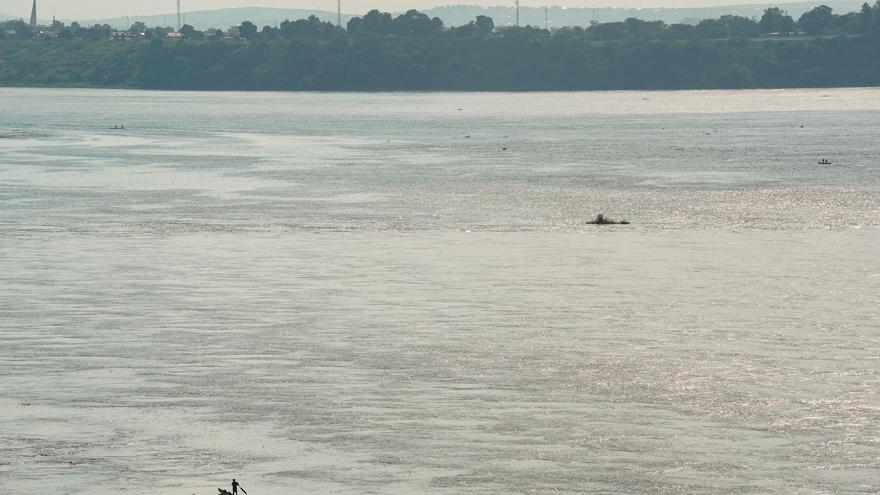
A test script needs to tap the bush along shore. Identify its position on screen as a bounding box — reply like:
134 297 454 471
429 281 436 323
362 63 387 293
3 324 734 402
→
3 3 880 91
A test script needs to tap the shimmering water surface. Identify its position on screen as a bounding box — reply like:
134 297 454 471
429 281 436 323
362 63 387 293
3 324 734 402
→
0 88 878 494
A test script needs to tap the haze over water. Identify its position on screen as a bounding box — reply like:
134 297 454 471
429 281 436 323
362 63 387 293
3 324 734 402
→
1 88 878 494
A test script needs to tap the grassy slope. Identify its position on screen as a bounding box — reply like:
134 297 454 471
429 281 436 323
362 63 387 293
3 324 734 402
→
0 40 147 88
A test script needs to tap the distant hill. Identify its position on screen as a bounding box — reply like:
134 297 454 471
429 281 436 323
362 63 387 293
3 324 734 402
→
76 7 354 31
423 1 866 27
73 1 865 30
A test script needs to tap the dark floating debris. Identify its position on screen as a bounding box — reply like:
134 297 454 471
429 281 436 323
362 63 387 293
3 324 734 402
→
587 214 630 225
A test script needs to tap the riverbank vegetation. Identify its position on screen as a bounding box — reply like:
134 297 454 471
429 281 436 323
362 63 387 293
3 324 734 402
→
1 3 879 90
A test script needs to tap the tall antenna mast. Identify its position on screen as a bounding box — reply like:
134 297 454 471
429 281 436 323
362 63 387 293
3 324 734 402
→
176 0 181 31
337 0 342 27
545 6 549 29
515 0 520 27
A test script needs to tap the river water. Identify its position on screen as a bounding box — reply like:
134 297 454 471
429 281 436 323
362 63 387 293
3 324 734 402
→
0 88 878 494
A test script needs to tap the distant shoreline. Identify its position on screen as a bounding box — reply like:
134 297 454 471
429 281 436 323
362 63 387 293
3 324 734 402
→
3 4 878 92
1 82 879 93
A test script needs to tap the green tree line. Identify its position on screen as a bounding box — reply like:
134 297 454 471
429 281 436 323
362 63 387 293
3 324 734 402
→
1 4 879 90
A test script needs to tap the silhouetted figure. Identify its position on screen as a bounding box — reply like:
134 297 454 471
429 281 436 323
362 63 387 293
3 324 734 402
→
232 479 247 495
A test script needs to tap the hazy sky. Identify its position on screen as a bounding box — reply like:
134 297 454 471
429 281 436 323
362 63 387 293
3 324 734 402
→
4 0 797 20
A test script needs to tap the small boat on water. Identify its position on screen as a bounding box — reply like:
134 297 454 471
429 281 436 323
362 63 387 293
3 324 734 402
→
110 124 125 130
818 159 831 165
587 214 630 226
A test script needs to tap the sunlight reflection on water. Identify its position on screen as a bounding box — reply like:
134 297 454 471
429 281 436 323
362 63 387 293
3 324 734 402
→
0 88 878 494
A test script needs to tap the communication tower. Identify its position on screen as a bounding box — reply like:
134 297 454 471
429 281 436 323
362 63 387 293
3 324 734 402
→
177 0 181 31
515 0 520 27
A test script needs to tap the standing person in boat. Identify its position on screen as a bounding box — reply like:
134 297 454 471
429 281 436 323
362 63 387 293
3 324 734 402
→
232 478 247 495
